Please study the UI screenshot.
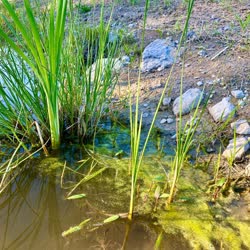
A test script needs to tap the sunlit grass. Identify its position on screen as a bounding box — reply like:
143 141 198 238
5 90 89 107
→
0 0 119 149
128 0 195 219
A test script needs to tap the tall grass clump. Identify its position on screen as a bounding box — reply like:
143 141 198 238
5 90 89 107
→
59 3 119 141
0 0 67 149
128 0 195 219
0 0 119 150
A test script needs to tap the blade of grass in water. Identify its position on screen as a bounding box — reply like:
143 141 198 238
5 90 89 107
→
128 0 195 219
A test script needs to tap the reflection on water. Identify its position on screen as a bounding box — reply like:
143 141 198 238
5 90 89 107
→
1 141 249 250
0 159 189 250
0 166 81 250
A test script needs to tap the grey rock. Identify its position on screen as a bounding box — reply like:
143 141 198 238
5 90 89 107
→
173 88 203 116
222 137 250 160
196 81 204 87
141 39 178 72
231 90 245 99
198 50 207 57
128 23 135 28
187 30 197 41
208 98 235 122
206 147 215 153
88 58 122 82
142 112 149 118
223 25 230 31
160 118 167 124
162 97 172 106
167 118 174 124
206 80 214 85
231 119 250 135
121 55 130 66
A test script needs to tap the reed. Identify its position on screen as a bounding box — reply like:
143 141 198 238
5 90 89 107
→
0 0 119 149
128 0 195 219
0 0 67 149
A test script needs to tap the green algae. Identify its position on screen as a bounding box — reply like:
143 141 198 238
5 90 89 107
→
152 170 250 250
7 148 247 249
82 155 249 249
36 157 64 175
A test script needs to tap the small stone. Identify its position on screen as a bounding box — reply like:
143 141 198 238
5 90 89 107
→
88 58 122 81
206 147 215 153
162 97 172 106
171 134 176 139
142 112 149 118
173 88 203 116
160 118 167 124
197 81 204 87
222 137 250 160
121 55 130 66
208 97 235 122
167 118 174 124
143 103 148 107
231 119 250 135
213 78 221 84
206 80 214 85
128 23 135 28
231 90 245 99
198 50 207 57
187 30 197 41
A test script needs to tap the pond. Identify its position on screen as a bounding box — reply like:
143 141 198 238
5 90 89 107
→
0 127 249 250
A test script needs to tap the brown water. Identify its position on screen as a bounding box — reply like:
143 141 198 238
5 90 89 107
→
0 144 249 250
0 157 190 250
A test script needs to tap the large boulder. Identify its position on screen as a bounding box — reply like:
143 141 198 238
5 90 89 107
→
173 88 203 116
141 39 178 72
208 97 235 122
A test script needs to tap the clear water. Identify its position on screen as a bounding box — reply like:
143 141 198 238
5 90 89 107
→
0 127 249 250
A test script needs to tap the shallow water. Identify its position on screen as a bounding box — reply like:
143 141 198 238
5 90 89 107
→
0 156 190 250
0 130 249 250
